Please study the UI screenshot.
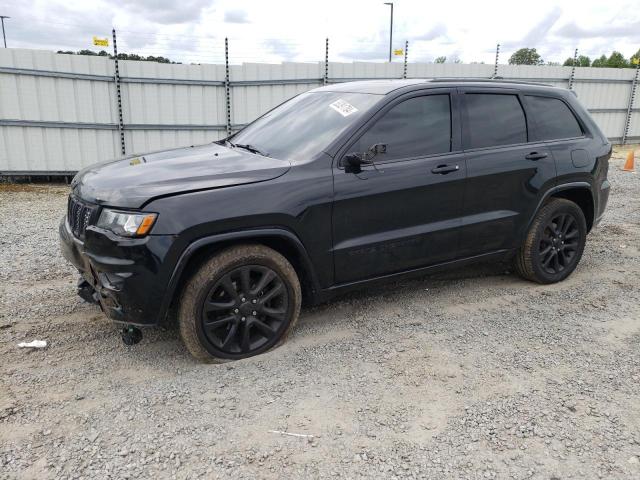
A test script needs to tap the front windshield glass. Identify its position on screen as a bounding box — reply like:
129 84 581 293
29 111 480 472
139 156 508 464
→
229 91 382 161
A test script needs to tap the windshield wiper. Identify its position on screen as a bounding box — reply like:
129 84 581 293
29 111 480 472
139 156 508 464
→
234 143 269 157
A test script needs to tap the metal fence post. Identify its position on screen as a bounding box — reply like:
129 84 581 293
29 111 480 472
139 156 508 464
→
324 38 329 85
224 37 232 136
493 43 500 78
568 48 578 90
112 28 126 156
622 63 640 145
403 40 408 79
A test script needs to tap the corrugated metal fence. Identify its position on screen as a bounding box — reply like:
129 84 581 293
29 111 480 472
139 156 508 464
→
1 48 638 174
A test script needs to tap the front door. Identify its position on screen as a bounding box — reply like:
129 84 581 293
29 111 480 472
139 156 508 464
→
331 90 467 284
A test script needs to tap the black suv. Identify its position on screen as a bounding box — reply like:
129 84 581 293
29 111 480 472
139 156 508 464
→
60 79 611 362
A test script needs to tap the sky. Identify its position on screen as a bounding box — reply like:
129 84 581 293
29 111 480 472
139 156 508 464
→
0 0 639 65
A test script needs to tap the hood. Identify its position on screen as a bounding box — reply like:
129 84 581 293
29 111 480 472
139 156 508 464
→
72 143 291 208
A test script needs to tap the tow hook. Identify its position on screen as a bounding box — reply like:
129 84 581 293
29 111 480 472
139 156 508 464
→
120 325 143 346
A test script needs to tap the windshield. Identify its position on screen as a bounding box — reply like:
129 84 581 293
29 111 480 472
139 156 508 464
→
229 91 382 161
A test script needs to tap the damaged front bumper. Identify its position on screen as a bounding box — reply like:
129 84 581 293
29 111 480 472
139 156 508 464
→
59 218 173 326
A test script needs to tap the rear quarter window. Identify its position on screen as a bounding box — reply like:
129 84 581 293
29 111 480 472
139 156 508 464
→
525 95 583 140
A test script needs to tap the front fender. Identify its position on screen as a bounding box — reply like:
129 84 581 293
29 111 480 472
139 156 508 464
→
158 227 323 322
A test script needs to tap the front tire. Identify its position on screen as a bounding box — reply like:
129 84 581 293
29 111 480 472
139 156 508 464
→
179 244 301 362
515 198 587 284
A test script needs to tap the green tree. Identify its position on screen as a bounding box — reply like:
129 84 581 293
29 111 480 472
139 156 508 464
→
145 55 173 64
631 48 640 66
563 55 591 67
57 49 178 64
434 56 446 63
578 55 591 67
591 55 608 67
117 53 143 61
607 51 629 68
508 48 543 65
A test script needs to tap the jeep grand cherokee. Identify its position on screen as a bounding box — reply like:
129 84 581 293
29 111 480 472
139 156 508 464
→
60 79 611 362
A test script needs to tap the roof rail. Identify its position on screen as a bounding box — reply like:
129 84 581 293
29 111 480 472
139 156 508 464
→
428 77 552 87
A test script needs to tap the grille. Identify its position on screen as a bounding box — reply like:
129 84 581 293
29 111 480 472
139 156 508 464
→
67 196 98 239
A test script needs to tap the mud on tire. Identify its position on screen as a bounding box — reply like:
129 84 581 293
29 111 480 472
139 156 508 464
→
178 244 302 362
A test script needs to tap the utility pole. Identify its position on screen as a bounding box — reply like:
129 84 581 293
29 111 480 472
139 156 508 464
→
384 3 393 62
0 16 9 48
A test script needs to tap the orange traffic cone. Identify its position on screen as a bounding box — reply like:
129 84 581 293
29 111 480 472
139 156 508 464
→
622 150 635 172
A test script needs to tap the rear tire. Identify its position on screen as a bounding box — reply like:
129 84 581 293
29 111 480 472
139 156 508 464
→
179 244 301 362
515 198 587 284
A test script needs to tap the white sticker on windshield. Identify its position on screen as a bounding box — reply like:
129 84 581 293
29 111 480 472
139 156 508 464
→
329 99 358 117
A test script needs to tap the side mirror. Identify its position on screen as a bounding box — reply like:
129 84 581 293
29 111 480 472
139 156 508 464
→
343 153 364 173
343 144 387 174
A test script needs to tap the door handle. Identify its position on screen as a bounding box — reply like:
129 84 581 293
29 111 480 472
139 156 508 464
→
525 152 548 161
431 164 460 174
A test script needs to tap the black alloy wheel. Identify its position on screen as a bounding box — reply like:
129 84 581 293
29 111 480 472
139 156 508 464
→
537 213 580 275
178 244 301 362
201 265 289 355
515 198 587 284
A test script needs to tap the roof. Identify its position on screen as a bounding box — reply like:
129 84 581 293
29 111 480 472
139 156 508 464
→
312 78 559 95
313 79 426 95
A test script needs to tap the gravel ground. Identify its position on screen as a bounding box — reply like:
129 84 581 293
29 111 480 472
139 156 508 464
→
1 148 639 480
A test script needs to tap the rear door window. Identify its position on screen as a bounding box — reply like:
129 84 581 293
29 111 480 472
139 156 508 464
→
464 94 527 149
352 94 451 161
525 95 583 140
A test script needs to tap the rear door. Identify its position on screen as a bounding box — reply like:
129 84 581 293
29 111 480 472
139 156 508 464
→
458 88 556 257
522 94 590 183
331 89 466 284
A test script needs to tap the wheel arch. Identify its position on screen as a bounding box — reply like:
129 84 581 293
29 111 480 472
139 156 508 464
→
548 184 595 232
159 228 321 325
529 182 595 235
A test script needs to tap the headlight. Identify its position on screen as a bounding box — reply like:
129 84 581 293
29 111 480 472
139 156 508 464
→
96 209 157 237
